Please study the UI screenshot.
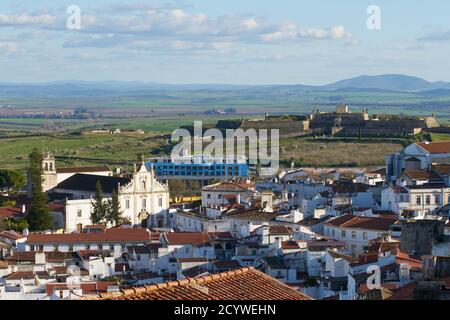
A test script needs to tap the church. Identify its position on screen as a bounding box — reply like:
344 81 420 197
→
34 153 170 232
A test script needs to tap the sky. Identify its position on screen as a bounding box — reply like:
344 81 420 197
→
1 0 450 84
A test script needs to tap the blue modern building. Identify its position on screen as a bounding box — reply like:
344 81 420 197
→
146 155 249 181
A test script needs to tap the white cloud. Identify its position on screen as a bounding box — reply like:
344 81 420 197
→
262 23 352 42
0 41 18 53
417 29 450 42
0 13 56 26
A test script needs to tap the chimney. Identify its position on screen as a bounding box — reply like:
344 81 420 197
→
21 204 26 214
23 228 29 237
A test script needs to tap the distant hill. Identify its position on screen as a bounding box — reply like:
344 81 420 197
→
1 74 450 98
324 74 450 92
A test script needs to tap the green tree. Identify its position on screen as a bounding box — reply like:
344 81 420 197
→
26 149 53 231
3 218 29 232
0 170 25 194
106 189 122 226
91 180 108 225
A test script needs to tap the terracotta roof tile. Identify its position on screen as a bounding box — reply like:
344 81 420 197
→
417 141 450 154
0 207 22 219
26 228 152 244
164 232 233 246
325 214 398 232
103 267 311 300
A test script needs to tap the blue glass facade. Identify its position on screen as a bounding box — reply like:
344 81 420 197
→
146 161 249 179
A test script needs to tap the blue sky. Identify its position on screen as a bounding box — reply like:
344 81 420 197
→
1 0 450 84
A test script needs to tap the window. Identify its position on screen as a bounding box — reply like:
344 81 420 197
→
207 194 211 200
125 199 130 209
351 231 357 239
185 247 190 254
77 209 82 218
142 198 147 209
158 197 163 207
341 230 346 238
416 196 421 205
331 229 335 237
363 232 368 240
218 194 222 199
426 195 431 206
137 255 141 261
203 250 208 256
447 194 450 204
435 195 441 205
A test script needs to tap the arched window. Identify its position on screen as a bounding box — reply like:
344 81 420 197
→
142 181 146 191
45 163 49 171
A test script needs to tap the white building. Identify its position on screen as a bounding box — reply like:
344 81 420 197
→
51 162 170 232
324 214 399 256
386 141 450 182
201 181 255 207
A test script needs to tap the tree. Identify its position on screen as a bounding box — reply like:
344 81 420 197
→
26 149 53 231
2 218 29 232
0 170 25 194
91 180 108 225
106 189 122 226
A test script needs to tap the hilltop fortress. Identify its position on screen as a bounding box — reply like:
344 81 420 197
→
217 104 441 138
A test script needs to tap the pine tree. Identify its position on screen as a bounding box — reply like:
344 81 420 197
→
26 149 53 231
107 189 122 226
91 180 108 225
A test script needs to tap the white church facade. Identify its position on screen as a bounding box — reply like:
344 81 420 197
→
37 154 170 232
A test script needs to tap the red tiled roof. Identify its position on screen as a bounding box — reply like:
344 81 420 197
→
396 251 423 270
0 230 25 241
325 214 398 232
164 232 233 246
26 228 152 244
404 170 432 180
433 164 450 175
391 185 408 194
115 263 131 273
386 282 418 300
5 271 50 280
0 207 22 219
46 281 117 296
100 267 311 300
417 141 450 154
269 226 292 235
359 283 398 295
53 266 68 274
281 240 300 250
49 202 65 212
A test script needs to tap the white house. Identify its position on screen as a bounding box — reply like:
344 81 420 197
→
201 181 255 207
386 141 450 182
324 214 399 256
